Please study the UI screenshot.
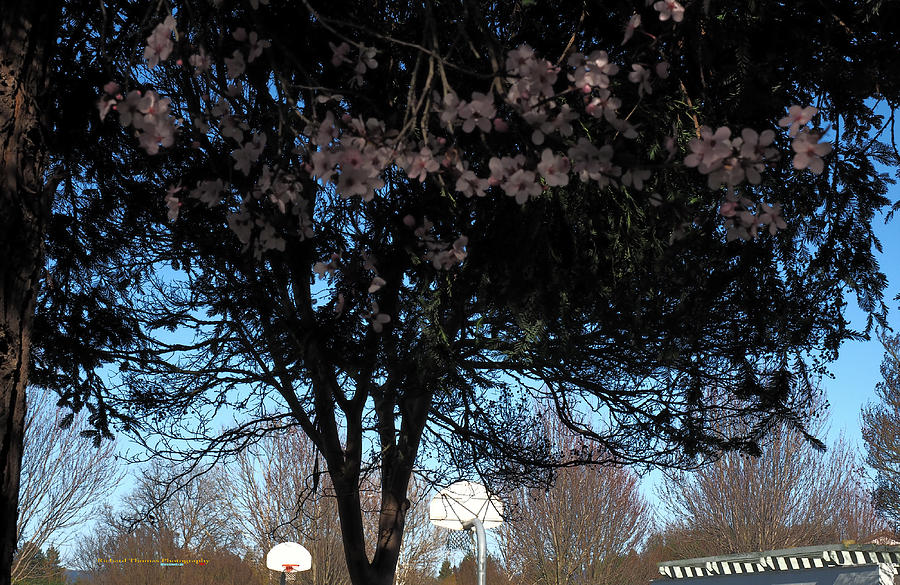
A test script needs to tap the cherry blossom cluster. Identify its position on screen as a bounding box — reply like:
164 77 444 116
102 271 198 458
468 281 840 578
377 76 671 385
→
98 84 178 155
683 105 831 239
403 215 469 270
779 106 833 175
96 3 837 331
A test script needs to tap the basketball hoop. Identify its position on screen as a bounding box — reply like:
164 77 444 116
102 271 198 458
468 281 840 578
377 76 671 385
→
266 542 312 578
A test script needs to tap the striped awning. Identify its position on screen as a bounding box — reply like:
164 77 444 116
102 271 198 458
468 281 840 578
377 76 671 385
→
658 545 900 579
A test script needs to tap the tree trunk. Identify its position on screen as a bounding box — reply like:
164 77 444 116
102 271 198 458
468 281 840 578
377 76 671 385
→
0 2 60 584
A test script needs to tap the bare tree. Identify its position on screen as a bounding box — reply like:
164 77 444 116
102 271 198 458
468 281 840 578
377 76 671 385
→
659 397 888 558
74 462 252 585
229 427 444 585
498 416 653 585
862 333 900 530
13 387 122 582
229 427 349 585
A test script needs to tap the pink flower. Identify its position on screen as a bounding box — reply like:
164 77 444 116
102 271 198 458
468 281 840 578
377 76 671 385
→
190 179 225 206
98 95 116 121
684 126 732 173
189 48 211 73
143 15 176 69
653 0 685 22
622 14 641 45
364 302 391 332
165 185 182 220
368 276 386 293
536 149 570 187
329 41 352 67
459 92 495 133
655 61 670 79
404 147 439 182
792 130 831 174
758 202 787 235
502 169 540 204
225 50 246 79
778 105 818 137
505 45 536 76
247 32 270 63
622 168 651 190
455 170 489 198
232 133 267 174
628 64 652 97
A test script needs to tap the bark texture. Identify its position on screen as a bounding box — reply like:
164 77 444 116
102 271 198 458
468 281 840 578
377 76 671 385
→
0 2 60 583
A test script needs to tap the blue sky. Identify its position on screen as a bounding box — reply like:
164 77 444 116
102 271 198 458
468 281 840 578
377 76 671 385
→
822 205 899 453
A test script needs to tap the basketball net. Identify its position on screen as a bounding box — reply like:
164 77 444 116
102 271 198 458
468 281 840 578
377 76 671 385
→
446 528 474 552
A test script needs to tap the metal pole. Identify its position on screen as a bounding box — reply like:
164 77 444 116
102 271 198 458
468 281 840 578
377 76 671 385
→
463 518 486 585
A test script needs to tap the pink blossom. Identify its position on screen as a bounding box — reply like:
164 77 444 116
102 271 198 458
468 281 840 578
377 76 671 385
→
568 50 618 90
622 14 641 45
190 179 225 206
585 89 621 122
363 302 391 332
437 91 462 126
432 236 469 269
98 95 116 121
758 202 787 236
460 92 496 133
165 185 182 220
628 64 652 97
329 42 352 67
653 0 685 22
232 133 267 174
622 168 651 190
505 45 536 76
455 170 489 198
137 117 176 155
502 169 541 204
225 50 246 79
115 91 144 127
404 147 439 182
189 48 211 73
684 126 732 173
568 138 619 185
537 149 571 187
655 61 670 79
144 15 176 69
792 130 831 174
778 105 818 137
247 32 270 63
368 276 386 293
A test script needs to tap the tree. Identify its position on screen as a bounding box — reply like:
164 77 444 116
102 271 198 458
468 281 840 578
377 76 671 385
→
861 333 900 530
1 2 65 583
29 2 900 585
12 544 65 585
658 396 888 558
443 553 509 585
499 416 653 585
13 387 122 583
73 464 256 585
228 426 443 585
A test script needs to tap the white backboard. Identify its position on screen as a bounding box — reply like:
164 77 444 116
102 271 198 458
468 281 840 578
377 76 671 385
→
429 480 504 530
266 542 312 572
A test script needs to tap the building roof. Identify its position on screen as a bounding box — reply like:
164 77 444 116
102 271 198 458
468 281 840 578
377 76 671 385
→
658 545 900 580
